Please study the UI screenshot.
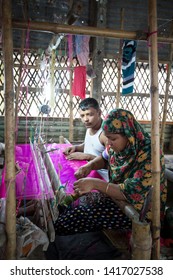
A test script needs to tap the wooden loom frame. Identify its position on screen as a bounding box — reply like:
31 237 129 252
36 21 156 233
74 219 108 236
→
1 0 169 259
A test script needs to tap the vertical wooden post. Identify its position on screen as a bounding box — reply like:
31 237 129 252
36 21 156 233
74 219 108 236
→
92 0 107 102
88 0 96 98
116 8 124 108
2 0 16 259
160 44 173 149
148 0 160 260
69 63 74 142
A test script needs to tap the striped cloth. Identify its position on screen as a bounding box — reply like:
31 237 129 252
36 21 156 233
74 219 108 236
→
122 40 137 95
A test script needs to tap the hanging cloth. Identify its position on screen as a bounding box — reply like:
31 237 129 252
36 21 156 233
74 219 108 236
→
122 40 137 95
67 34 76 62
75 35 90 66
72 66 86 99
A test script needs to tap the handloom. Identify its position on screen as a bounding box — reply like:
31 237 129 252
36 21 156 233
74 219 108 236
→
0 137 104 258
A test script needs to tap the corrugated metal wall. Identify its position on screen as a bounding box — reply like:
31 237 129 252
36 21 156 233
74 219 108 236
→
105 0 173 61
11 0 173 61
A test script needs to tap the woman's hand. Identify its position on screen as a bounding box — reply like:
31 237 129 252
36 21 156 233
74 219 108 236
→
74 163 92 179
73 178 97 195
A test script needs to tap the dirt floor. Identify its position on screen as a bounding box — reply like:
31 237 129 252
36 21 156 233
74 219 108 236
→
27 231 173 260
28 231 131 260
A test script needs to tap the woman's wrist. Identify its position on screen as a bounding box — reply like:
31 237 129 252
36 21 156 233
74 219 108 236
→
91 180 108 193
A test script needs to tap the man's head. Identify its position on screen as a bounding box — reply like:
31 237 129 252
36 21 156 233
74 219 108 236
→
79 97 100 111
78 98 102 129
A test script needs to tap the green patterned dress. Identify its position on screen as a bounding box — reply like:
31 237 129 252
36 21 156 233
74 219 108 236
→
102 108 167 222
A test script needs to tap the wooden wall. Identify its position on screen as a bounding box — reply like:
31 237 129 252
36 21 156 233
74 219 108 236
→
0 116 173 151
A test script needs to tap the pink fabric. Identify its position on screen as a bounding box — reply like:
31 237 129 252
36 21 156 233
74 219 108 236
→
47 143 104 194
0 168 5 198
0 145 42 199
0 144 105 199
72 66 86 99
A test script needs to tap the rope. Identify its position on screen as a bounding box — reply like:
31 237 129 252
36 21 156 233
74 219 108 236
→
146 30 158 47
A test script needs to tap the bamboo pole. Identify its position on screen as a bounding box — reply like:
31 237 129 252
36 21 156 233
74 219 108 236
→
92 0 107 101
160 44 173 149
148 0 160 260
2 0 16 259
131 220 152 260
11 20 173 43
114 199 140 221
116 8 124 108
111 198 152 259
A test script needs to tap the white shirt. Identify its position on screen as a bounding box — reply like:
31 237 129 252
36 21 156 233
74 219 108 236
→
84 128 109 181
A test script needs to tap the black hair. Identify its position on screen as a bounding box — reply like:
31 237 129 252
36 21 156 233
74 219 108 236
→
79 97 100 111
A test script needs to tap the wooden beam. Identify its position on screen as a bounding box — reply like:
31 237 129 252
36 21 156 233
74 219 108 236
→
12 20 173 44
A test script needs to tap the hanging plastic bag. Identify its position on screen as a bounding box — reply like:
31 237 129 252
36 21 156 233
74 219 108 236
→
16 216 49 259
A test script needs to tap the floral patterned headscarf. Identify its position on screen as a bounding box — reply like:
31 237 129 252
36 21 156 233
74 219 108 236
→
102 108 151 156
101 109 167 221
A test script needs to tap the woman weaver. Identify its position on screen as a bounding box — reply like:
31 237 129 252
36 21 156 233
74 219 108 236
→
54 109 167 235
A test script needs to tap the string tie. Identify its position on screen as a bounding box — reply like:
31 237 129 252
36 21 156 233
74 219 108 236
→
146 30 158 47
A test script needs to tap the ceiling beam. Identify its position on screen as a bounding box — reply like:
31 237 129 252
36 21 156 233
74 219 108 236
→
12 20 173 44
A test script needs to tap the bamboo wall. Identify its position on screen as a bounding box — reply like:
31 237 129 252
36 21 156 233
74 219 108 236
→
0 51 173 150
0 51 173 122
